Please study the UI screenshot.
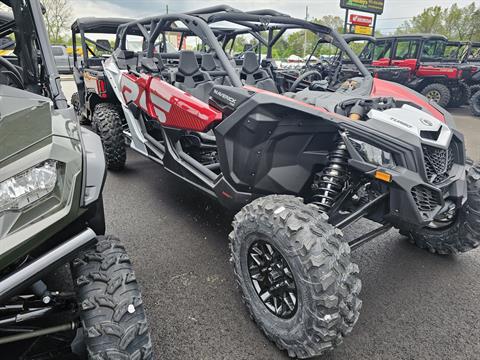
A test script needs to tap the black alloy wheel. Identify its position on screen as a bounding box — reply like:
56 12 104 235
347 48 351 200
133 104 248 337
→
247 240 297 319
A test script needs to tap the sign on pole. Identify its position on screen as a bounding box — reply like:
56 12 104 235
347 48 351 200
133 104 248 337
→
340 0 385 15
353 25 373 35
349 14 373 26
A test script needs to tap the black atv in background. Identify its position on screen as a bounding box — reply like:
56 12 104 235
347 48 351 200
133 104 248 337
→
71 17 137 125
0 2 152 358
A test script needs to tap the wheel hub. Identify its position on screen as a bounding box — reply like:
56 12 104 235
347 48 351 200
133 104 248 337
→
426 90 441 103
247 240 297 319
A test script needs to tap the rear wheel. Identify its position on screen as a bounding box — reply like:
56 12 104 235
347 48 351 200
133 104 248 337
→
471 90 480 117
71 92 89 125
71 236 153 359
403 162 480 254
421 83 451 108
93 103 126 171
230 195 361 358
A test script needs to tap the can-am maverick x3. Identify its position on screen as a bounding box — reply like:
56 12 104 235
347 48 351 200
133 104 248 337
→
0 1 152 358
91 5 480 358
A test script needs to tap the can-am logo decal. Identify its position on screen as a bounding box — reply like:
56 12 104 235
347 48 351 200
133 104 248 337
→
213 89 237 107
420 118 434 127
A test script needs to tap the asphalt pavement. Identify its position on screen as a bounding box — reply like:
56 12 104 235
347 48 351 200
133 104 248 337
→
61 77 480 360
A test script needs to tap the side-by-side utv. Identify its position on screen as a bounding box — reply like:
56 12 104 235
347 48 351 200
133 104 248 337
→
88 5 480 359
0 2 152 358
71 17 136 125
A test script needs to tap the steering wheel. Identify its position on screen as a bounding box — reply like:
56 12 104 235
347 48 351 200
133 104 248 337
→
0 56 24 89
289 70 323 92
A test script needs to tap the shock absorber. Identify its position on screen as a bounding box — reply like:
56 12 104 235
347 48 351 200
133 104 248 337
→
312 139 350 212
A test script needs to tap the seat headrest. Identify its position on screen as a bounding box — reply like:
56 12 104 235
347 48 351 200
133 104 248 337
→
201 53 217 72
178 51 200 76
242 52 260 74
114 48 135 60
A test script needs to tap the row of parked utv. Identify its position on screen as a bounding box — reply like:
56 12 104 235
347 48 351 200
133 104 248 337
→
1 1 480 359
341 34 480 115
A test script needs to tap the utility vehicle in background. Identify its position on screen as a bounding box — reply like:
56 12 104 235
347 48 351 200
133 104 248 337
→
90 5 480 358
373 34 474 108
0 2 152 358
342 34 411 85
70 17 137 125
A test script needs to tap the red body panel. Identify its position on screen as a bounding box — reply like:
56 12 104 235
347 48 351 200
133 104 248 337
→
371 78 445 122
120 73 222 132
372 58 391 67
391 59 417 73
416 65 459 79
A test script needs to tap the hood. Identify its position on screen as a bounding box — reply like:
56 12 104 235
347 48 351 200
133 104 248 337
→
0 85 79 164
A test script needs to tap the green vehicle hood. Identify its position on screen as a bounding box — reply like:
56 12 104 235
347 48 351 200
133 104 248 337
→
0 85 80 165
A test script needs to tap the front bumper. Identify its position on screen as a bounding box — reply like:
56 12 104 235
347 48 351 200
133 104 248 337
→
342 118 468 229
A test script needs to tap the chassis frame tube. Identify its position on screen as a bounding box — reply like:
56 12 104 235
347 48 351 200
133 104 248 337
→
0 321 76 345
0 228 96 303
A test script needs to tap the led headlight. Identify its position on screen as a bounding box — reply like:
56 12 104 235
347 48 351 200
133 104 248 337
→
350 138 396 169
0 160 58 213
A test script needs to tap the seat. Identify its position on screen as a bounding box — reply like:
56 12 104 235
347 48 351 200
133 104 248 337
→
240 51 278 93
174 51 214 103
201 53 217 72
113 48 139 70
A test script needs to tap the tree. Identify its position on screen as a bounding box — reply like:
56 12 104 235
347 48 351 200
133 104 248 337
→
43 0 72 44
396 2 480 41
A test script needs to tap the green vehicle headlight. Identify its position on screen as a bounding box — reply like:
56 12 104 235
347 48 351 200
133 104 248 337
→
0 160 59 213
350 138 396 169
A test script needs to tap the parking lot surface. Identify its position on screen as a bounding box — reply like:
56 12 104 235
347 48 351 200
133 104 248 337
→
61 78 480 359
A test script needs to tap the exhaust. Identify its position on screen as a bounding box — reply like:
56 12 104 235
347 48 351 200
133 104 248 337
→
0 228 96 303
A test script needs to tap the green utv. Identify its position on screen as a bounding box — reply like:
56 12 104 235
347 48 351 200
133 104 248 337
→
0 1 152 358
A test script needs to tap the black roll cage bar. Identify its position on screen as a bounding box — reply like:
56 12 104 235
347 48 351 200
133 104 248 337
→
71 17 138 69
115 5 371 87
0 0 66 108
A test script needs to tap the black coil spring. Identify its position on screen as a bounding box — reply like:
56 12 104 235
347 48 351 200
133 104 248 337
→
312 139 349 212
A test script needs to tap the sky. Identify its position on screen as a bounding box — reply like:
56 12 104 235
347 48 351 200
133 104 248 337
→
71 0 475 34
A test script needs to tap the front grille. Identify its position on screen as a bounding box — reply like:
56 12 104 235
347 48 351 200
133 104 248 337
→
412 185 442 212
422 143 456 184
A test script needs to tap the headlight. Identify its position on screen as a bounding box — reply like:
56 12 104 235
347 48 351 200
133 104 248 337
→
0 160 58 213
350 138 396 169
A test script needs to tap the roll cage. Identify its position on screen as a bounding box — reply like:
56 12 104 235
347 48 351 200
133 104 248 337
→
0 0 66 108
114 5 371 88
71 17 137 69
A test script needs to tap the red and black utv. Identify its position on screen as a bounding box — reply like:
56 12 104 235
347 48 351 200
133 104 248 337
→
373 34 473 108
71 17 137 124
343 34 411 85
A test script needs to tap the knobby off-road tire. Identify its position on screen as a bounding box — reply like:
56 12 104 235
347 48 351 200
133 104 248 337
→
403 162 480 254
93 103 126 170
470 90 480 117
71 235 153 359
230 195 362 359
449 82 471 108
421 83 451 109
470 84 480 99
71 92 89 125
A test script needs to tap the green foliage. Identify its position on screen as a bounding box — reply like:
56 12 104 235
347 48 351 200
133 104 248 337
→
396 2 480 41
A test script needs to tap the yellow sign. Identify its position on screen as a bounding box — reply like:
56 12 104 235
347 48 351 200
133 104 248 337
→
354 25 373 35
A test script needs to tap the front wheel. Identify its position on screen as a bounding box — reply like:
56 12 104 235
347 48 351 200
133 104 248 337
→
421 83 451 108
471 90 480 117
230 195 361 359
71 236 153 359
403 162 480 254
